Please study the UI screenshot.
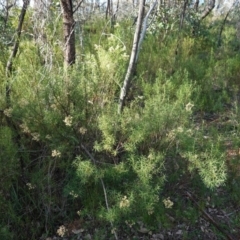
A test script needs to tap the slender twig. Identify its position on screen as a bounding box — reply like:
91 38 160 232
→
81 144 119 240
186 191 235 240
63 22 76 50
217 1 237 47
73 0 84 14
200 0 215 21
217 9 231 47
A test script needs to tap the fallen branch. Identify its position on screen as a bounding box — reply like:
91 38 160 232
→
185 191 234 240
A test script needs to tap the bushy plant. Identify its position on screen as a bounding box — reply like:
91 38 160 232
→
0 126 19 232
64 68 228 233
1 6 240 238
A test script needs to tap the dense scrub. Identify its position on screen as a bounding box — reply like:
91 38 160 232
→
1 3 240 239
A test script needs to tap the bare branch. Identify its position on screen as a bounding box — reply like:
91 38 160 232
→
200 0 216 21
73 0 84 14
186 191 235 240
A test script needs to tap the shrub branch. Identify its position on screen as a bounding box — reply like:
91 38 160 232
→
81 144 118 240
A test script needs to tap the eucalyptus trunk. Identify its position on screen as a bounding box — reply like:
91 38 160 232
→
118 0 145 114
60 0 76 66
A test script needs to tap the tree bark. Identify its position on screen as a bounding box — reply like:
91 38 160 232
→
135 0 157 62
118 0 145 114
5 0 30 106
200 0 216 20
60 0 76 66
106 0 112 19
194 0 199 12
179 0 189 30
217 1 236 46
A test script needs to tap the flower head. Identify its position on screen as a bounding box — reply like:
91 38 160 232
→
69 190 78 198
31 132 40 141
57 225 67 237
94 44 101 50
52 150 61 158
26 182 35 190
20 123 30 134
109 46 114 52
63 115 73 126
120 196 130 208
185 102 194 112
163 197 174 209
122 52 129 60
79 127 87 135
3 108 13 117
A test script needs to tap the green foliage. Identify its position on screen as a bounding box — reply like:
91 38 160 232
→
0 127 19 234
0 127 19 190
1 5 240 239
0 225 13 240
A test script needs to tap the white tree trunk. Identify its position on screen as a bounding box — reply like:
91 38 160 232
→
118 0 145 114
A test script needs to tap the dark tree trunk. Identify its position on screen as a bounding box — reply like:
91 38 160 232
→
5 0 30 106
60 0 76 66
200 0 216 20
194 0 199 11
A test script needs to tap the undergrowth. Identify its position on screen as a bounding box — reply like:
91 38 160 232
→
0 6 240 239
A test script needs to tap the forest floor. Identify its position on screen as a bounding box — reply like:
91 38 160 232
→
44 193 240 240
